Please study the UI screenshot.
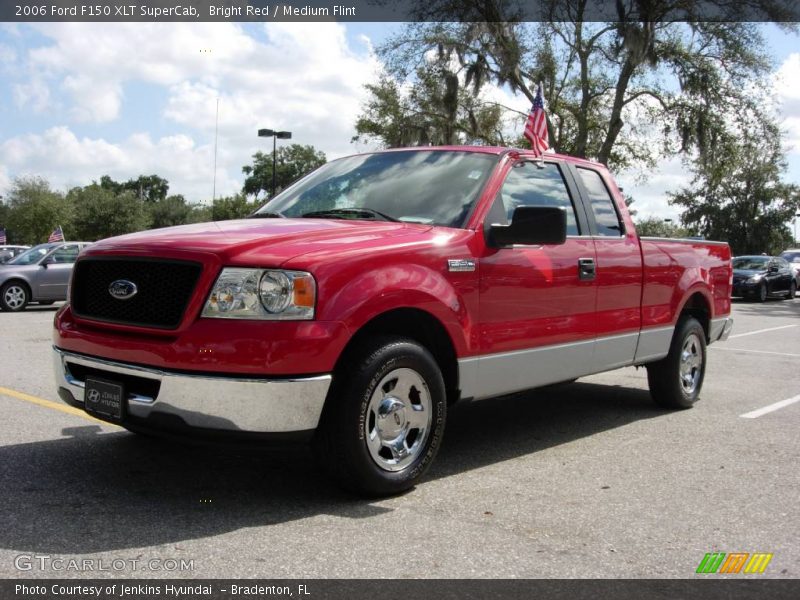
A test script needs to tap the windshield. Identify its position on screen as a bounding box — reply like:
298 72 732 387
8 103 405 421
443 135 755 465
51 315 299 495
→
255 150 499 227
780 251 800 263
732 257 769 270
7 244 51 266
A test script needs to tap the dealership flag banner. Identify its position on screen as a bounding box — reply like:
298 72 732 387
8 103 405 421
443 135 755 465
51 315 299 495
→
48 226 65 243
524 82 549 157
0 228 6 244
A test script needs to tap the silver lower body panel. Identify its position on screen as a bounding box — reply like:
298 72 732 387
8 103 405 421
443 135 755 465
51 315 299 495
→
53 347 331 433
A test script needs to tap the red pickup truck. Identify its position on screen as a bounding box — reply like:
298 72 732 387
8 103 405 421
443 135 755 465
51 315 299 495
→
53 147 733 495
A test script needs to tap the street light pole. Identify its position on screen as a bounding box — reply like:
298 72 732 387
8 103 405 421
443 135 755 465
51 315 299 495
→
258 128 292 199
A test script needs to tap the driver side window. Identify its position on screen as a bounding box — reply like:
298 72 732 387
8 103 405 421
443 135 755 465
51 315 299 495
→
495 162 580 236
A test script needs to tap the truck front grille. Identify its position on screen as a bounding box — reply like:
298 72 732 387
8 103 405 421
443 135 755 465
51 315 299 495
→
71 258 203 329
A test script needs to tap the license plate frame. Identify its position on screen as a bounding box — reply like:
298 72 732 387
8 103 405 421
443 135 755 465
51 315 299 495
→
84 376 126 422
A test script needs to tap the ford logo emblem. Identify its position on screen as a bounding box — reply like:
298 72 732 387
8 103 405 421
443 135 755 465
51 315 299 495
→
108 279 138 300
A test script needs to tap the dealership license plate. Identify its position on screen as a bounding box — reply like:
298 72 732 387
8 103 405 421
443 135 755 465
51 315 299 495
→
84 377 125 422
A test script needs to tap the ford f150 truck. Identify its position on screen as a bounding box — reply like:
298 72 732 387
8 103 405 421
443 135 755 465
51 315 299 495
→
53 147 733 495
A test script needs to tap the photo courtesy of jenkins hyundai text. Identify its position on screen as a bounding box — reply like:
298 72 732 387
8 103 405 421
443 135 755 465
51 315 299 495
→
52 146 733 496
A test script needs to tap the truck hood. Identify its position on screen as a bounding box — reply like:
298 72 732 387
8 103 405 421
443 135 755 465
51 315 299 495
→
84 218 434 265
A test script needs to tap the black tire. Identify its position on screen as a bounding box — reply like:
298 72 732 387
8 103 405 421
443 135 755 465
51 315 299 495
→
646 316 707 409
757 282 768 302
313 336 447 497
786 281 796 300
0 281 30 312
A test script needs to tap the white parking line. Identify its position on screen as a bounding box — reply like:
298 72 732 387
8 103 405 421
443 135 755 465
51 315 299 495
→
712 347 800 358
728 324 799 339
740 394 800 419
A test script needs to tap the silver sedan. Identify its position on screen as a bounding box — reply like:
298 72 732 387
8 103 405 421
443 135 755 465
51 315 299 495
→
0 242 92 311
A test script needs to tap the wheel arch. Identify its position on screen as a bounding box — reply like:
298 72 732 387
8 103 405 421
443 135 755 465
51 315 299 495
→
677 290 712 342
334 307 461 405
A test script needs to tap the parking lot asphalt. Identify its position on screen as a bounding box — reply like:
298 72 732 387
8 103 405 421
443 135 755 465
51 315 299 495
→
0 298 798 579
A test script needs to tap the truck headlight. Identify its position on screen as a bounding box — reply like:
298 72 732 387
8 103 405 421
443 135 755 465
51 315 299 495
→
202 268 315 320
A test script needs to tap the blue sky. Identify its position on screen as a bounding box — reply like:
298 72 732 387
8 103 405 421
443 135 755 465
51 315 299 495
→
0 22 797 222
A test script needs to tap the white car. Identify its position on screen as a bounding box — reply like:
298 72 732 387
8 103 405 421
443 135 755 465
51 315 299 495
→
780 249 800 287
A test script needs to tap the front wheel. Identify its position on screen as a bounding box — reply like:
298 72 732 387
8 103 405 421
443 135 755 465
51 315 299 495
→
757 282 768 302
646 316 707 409
786 281 796 300
313 336 447 496
1 281 30 312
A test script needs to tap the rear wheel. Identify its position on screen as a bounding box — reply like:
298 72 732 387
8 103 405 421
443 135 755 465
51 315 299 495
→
1 281 30 312
646 316 707 409
313 336 447 496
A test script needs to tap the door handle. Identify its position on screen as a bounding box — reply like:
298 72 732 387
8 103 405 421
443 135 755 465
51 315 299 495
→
578 258 596 281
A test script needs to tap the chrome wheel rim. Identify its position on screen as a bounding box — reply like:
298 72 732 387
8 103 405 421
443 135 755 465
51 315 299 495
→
679 333 703 395
365 367 432 472
4 285 26 310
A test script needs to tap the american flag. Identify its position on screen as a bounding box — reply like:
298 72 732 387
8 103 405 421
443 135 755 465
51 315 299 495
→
0 228 6 244
48 226 64 243
524 82 549 157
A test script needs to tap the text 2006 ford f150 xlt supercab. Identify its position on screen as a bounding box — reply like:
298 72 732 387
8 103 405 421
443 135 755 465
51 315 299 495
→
53 147 733 495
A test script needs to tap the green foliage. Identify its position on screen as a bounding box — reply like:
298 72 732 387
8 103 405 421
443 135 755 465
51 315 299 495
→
670 117 799 255
369 8 793 171
187 203 213 224
4 177 73 244
149 195 193 229
100 174 169 202
68 184 151 241
635 217 691 238
211 194 261 221
242 144 327 200
354 64 506 147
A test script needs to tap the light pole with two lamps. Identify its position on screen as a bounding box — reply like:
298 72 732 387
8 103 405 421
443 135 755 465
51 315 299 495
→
257 128 292 199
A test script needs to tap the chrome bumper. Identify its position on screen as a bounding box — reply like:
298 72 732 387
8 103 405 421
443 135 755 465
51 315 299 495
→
709 317 734 343
53 347 331 433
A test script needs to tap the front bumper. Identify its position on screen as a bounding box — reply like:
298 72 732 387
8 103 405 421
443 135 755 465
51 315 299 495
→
53 347 331 434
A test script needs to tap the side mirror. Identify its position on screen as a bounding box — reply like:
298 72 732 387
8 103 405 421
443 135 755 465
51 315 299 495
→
768 264 779 273
41 256 55 267
488 206 567 248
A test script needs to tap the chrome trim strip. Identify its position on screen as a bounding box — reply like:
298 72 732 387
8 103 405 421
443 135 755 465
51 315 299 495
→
633 326 674 363
639 236 730 247
53 347 331 433
459 327 681 401
709 316 733 342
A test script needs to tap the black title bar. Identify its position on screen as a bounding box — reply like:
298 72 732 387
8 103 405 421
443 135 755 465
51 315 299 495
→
3 0 799 23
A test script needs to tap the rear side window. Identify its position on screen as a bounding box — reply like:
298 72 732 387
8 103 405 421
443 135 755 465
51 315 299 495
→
577 168 624 236
497 162 580 236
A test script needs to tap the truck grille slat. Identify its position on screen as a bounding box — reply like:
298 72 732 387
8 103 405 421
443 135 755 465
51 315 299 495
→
71 258 202 329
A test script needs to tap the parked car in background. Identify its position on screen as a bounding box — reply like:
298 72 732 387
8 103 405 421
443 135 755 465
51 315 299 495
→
779 249 800 286
0 245 29 264
732 255 796 301
0 242 92 311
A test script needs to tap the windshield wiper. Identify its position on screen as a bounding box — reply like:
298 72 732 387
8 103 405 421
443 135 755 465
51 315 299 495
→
301 208 399 222
248 211 286 219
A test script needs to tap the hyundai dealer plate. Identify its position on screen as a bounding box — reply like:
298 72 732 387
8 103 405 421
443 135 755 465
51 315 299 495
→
84 376 125 422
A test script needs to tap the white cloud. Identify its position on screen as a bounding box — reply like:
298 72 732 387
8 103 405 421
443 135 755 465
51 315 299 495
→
616 156 691 222
12 78 51 113
774 52 800 152
1 22 379 201
0 126 238 201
